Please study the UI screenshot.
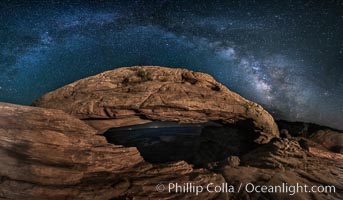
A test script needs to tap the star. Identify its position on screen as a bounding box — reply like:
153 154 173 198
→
0 0 342 129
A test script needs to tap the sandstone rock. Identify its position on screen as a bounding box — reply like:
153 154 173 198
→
310 129 343 153
222 138 343 200
33 66 279 143
280 129 292 138
226 156 240 167
276 120 343 153
0 102 224 200
2 66 342 200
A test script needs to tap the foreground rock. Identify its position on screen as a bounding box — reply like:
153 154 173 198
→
1 102 341 199
0 102 224 200
222 138 343 200
33 66 279 143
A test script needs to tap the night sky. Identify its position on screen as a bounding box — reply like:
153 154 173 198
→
0 0 342 129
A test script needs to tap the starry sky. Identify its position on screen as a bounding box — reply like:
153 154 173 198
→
0 0 342 129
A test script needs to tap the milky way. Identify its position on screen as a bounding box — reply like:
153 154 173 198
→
0 0 342 129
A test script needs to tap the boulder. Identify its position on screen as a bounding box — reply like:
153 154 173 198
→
310 129 343 153
276 120 343 153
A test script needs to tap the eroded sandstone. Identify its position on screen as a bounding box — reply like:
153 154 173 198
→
33 66 279 143
0 103 224 200
1 66 342 200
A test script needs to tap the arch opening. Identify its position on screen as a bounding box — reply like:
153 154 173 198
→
104 120 259 167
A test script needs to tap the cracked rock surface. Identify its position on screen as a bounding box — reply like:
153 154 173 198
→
0 102 224 200
33 66 279 143
1 66 342 199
